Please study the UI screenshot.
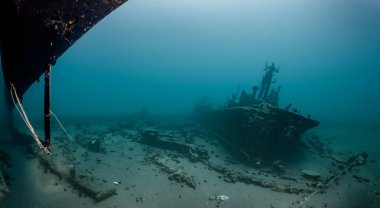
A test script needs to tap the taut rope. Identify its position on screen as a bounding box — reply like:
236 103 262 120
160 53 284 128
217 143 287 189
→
50 110 79 147
9 83 51 155
296 154 364 207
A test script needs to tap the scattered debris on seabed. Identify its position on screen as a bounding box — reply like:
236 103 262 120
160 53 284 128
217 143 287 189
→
0 117 378 207
0 149 11 201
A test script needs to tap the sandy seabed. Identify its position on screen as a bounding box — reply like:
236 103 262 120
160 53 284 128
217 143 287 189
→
1 117 379 208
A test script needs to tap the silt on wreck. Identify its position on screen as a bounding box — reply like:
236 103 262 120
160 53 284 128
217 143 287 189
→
195 63 320 162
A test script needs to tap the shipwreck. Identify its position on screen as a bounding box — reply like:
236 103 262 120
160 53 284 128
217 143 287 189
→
1 0 128 202
1 0 128 153
196 63 320 161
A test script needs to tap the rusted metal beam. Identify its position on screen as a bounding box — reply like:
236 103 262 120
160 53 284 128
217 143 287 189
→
44 65 51 150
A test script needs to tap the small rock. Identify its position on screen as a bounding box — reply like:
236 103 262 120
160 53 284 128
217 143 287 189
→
113 181 121 185
217 195 229 201
302 169 321 179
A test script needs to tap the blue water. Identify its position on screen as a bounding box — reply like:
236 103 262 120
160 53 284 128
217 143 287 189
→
2 0 380 124
1 0 380 207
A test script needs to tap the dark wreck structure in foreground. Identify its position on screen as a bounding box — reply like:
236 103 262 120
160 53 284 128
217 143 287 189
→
1 0 128 153
0 0 128 201
196 63 319 161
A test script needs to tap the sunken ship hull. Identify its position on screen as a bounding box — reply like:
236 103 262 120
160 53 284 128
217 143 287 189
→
1 0 128 152
1 0 128 97
195 63 320 162
199 103 319 161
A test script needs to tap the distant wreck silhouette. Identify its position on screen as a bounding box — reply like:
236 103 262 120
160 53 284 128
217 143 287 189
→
195 63 320 162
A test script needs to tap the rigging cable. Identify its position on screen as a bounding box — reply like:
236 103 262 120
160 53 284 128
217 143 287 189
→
9 83 51 155
296 154 364 207
50 110 79 147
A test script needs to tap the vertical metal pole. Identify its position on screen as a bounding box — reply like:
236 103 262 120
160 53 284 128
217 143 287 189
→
3 83 14 132
44 64 51 149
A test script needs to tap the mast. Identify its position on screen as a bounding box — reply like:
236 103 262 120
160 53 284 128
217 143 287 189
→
258 63 279 101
